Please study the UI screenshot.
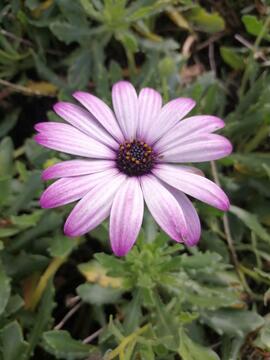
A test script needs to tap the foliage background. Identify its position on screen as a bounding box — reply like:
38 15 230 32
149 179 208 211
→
0 0 270 359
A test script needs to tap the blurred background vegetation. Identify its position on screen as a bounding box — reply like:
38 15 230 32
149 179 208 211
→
0 0 270 359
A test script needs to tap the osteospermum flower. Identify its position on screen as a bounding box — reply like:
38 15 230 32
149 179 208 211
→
35 81 232 256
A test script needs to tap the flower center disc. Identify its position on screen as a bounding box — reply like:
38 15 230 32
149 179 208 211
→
116 140 156 176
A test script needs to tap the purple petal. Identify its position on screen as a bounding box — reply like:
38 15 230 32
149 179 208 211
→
153 164 230 211
158 134 233 163
110 177 144 256
147 98 196 144
42 159 115 180
73 91 124 143
64 173 126 237
155 115 225 151
137 87 162 140
140 175 188 242
167 186 201 246
34 122 115 159
112 81 138 140
53 102 118 148
40 168 119 208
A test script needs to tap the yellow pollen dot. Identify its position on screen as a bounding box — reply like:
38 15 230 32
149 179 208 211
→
127 144 131 149
135 160 140 164
143 144 148 148
126 156 130 160
131 157 136 162
126 151 131 156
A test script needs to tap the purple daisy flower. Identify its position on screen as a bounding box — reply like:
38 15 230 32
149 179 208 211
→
35 81 232 256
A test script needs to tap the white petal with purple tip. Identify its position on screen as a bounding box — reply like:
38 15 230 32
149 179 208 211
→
73 91 124 143
112 81 138 140
40 168 119 208
42 159 115 180
110 177 144 256
166 186 201 246
159 134 233 163
147 97 196 144
141 175 188 242
64 173 126 237
53 102 118 148
155 115 225 151
35 122 115 159
153 164 230 211
137 87 162 140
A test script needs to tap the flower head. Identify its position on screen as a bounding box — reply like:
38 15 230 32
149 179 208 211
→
35 81 232 256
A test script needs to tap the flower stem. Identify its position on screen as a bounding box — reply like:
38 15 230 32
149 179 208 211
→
105 324 149 359
29 256 66 311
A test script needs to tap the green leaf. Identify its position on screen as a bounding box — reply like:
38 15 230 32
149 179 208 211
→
77 283 123 305
187 6 225 33
48 235 78 257
0 261 11 316
9 212 63 252
242 15 270 40
0 109 20 138
68 48 92 89
5 295 24 317
50 21 105 45
10 211 43 229
9 170 42 214
178 328 219 360
0 137 13 177
117 31 138 53
42 330 99 359
253 317 270 351
230 205 270 244
0 321 29 360
80 0 103 20
202 309 264 337
153 295 180 351
220 47 245 70
0 176 11 208
31 51 66 89
26 280 56 358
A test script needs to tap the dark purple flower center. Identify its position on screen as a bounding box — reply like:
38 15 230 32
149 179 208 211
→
116 139 156 176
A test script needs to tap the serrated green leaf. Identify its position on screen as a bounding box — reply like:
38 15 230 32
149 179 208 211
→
67 48 91 89
242 15 270 41
26 280 55 358
50 21 105 45
178 328 219 360
43 330 99 359
0 321 29 360
202 309 264 337
48 235 77 257
0 261 11 316
0 137 13 177
187 6 225 33
220 47 245 70
230 205 270 244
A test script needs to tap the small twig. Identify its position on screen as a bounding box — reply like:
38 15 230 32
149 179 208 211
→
0 79 55 97
210 161 239 270
83 328 103 344
235 34 267 61
54 301 82 330
66 295 81 308
196 32 225 51
0 27 33 46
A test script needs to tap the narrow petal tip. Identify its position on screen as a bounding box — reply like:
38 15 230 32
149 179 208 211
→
112 246 130 257
34 123 46 132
